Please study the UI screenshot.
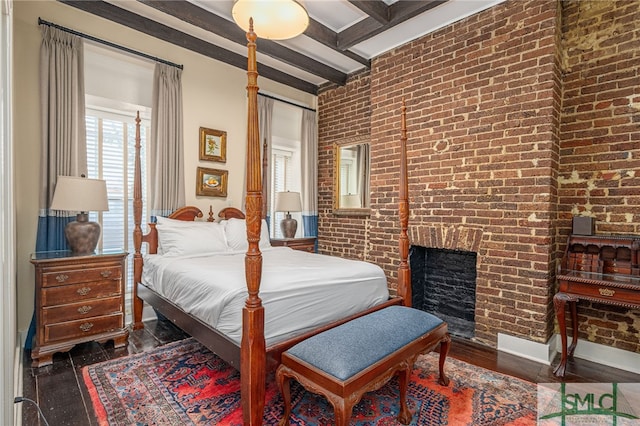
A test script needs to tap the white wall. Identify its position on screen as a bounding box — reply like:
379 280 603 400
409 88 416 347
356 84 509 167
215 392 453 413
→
12 0 316 336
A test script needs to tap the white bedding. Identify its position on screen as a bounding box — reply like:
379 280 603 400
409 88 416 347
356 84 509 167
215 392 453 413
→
141 246 389 345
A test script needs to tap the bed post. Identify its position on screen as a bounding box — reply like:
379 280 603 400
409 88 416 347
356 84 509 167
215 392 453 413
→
397 99 412 307
241 19 267 425
132 111 144 329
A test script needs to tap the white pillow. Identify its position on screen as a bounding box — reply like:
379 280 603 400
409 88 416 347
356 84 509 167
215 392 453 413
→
156 216 228 257
223 218 271 251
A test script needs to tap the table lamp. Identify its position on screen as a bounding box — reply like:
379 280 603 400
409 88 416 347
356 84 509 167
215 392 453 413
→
50 175 109 254
275 191 302 239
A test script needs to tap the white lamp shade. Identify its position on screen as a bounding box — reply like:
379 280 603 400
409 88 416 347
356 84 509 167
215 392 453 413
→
275 191 302 212
232 0 309 40
341 194 361 208
50 176 109 212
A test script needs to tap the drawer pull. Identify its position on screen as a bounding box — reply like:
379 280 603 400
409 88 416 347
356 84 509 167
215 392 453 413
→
79 322 94 332
56 274 69 283
77 305 92 314
101 270 113 278
599 288 615 297
77 287 92 296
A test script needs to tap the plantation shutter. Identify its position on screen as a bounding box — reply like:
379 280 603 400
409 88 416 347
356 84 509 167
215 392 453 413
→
86 111 148 323
271 149 292 238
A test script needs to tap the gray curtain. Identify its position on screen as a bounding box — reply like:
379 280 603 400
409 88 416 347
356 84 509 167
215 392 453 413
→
37 26 87 250
258 95 274 223
149 63 185 216
32 26 86 350
300 109 318 238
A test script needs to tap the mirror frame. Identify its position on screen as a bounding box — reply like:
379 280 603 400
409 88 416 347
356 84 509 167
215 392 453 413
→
333 136 371 216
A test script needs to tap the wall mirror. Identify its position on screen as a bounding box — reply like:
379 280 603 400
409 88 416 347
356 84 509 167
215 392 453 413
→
333 137 370 215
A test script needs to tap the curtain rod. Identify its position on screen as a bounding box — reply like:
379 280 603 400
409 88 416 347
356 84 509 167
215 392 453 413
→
38 17 184 70
258 92 316 112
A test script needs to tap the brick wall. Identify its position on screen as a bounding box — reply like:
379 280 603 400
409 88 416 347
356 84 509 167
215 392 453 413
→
318 70 371 260
318 0 640 352
558 0 640 353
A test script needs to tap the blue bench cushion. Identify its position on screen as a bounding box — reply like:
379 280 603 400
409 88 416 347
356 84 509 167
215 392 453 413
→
285 306 443 381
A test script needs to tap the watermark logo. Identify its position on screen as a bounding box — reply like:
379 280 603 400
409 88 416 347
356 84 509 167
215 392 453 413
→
538 382 640 425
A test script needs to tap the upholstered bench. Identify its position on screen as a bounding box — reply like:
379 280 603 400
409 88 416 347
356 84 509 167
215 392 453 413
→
276 306 450 426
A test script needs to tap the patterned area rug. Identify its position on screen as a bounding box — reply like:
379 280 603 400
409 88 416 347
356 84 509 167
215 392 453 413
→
83 338 537 425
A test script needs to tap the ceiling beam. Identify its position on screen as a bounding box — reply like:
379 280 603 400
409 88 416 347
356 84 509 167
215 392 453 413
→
349 0 389 24
338 0 447 50
304 18 370 66
138 0 348 85
58 0 318 94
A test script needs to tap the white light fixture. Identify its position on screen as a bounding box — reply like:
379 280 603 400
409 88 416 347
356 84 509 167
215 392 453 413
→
50 175 109 254
275 191 302 239
232 0 309 40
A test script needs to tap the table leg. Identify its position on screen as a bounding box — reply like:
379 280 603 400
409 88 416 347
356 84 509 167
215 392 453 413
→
568 297 578 358
553 292 578 377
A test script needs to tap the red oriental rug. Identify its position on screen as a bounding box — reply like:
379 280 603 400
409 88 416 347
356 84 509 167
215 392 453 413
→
83 338 537 425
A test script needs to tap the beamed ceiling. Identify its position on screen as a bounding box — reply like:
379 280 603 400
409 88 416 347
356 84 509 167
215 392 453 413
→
58 0 504 95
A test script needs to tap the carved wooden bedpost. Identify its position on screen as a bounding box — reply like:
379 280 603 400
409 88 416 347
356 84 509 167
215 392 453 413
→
242 19 267 425
132 111 144 329
397 100 412 307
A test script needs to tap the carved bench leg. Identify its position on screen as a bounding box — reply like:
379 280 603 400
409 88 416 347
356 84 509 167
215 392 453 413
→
438 334 451 386
331 397 353 426
397 362 413 424
276 365 292 426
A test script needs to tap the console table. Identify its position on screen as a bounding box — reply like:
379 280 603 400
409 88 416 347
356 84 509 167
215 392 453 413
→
553 234 640 377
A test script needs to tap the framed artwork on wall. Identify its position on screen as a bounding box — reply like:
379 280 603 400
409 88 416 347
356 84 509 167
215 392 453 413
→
196 167 228 197
199 127 227 163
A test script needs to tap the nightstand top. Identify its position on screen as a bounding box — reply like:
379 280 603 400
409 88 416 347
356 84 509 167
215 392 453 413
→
31 248 127 261
271 237 316 242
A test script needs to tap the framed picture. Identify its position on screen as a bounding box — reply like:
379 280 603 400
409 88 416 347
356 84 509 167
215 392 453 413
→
196 167 228 197
199 127 227 163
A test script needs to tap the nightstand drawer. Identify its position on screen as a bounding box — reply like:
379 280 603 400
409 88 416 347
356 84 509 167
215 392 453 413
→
41 265 122 288
41 281 122 307
43 297 123 324
44 313 123 343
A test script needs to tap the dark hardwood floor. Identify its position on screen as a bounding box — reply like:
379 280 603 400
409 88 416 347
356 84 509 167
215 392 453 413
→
20 319 640 425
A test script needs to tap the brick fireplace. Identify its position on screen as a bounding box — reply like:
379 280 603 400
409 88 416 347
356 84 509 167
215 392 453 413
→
317 0 640 354
410 246 477 339
409 226 483 339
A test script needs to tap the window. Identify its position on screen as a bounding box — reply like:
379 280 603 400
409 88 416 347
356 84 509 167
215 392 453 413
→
270 148 294 238
83 42 153 324
86 109 149 321
269 102 303 238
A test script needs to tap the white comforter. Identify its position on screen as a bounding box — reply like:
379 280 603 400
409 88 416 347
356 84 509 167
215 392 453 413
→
142 246 389 345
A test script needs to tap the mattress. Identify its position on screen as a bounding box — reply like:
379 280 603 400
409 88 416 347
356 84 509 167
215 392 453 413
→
141 246 389 345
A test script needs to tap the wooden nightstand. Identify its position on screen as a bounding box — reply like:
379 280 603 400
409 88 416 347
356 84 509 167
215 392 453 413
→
30 249 129 367
270 237 317 253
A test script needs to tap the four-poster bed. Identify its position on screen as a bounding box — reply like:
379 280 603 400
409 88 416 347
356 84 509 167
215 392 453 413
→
132 22 413 424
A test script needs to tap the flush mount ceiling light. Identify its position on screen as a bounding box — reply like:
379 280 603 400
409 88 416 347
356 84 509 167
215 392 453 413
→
232 0 309 40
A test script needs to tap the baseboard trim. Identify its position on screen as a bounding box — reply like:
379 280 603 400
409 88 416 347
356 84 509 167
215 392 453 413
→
497 332 556 365
14 331 24 426
497 332 640 374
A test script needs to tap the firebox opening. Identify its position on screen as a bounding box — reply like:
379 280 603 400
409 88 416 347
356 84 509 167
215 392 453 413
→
410 246 477 339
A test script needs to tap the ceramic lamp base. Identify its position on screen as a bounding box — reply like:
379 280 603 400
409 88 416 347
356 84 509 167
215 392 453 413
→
65 213 101 254
280 214 297 239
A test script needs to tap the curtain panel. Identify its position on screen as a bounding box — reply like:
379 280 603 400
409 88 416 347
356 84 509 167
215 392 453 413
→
36 26 87 252
258 95 274 227
32 26 87 349
300 109 318 240
149 63 185 217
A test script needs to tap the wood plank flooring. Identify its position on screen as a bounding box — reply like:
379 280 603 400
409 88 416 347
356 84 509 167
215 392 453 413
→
20 319 640 425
